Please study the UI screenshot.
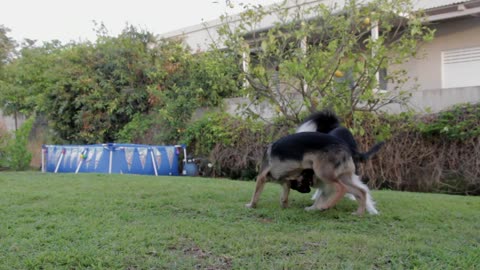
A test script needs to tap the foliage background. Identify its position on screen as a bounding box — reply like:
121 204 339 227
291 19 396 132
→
0 25 240 145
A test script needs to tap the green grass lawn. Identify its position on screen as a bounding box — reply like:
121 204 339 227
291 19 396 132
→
0 172 479 269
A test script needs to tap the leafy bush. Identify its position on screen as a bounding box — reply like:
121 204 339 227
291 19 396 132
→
116 113 156 143
181 112 234 156
1 26 242 145
0 117 34 170
148 47 241 145
180 112 287 179
417 103 480 140
0 123 12 170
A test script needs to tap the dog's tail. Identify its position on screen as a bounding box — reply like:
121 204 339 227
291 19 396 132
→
296 110 340 133
355 141 385 162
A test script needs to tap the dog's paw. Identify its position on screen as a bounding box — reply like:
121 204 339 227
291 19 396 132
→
305 205 325 211
245 203 256 209
304 206 316 211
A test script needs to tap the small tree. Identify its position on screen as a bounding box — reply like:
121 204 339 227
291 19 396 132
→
0 40 64 131
0 25 16 68
216 0 434 126
0 25 21 130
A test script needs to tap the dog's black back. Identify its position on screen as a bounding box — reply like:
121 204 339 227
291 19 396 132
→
270 132 349 161
299 111 384 163
328 127 358 153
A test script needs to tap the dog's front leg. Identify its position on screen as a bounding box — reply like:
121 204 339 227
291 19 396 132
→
305 181 345 211
280 182 291 208
322 181 347 209
305 186 330 211
245 171 269 208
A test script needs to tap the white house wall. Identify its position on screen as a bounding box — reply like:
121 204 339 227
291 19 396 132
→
394 16 480 91
384 16 480 112
0 110 25 132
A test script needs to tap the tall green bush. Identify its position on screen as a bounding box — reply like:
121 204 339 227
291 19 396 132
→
149 46 241 144
180 112 238 156
0 117 34 170
116 113 156 143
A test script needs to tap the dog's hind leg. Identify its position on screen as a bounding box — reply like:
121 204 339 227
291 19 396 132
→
352 175 378 215
342 174 378 215
280 182 291 208
340 173 367 215
245 167 270 208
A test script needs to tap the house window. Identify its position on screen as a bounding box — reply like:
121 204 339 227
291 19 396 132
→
442 46 480 88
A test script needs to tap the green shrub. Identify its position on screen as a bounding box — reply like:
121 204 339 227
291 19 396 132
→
116 113 155 143
0 125 12 170
179 112 281 179
180 112 255 156
0 117 34 170
417 103 480 140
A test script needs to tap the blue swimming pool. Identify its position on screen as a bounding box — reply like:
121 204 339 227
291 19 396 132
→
41 143 187 176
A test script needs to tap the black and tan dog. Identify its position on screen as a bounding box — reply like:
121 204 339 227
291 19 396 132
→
296 110 384 172
245 132 378 215
295 110 384 202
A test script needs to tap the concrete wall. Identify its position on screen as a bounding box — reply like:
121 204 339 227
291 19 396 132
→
384 86 480 113
224 97 277 120
392 16 480 91
410 86 480 112
160 21 223 52
0 110 25 132
217 86 480 119
381 16 480 113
